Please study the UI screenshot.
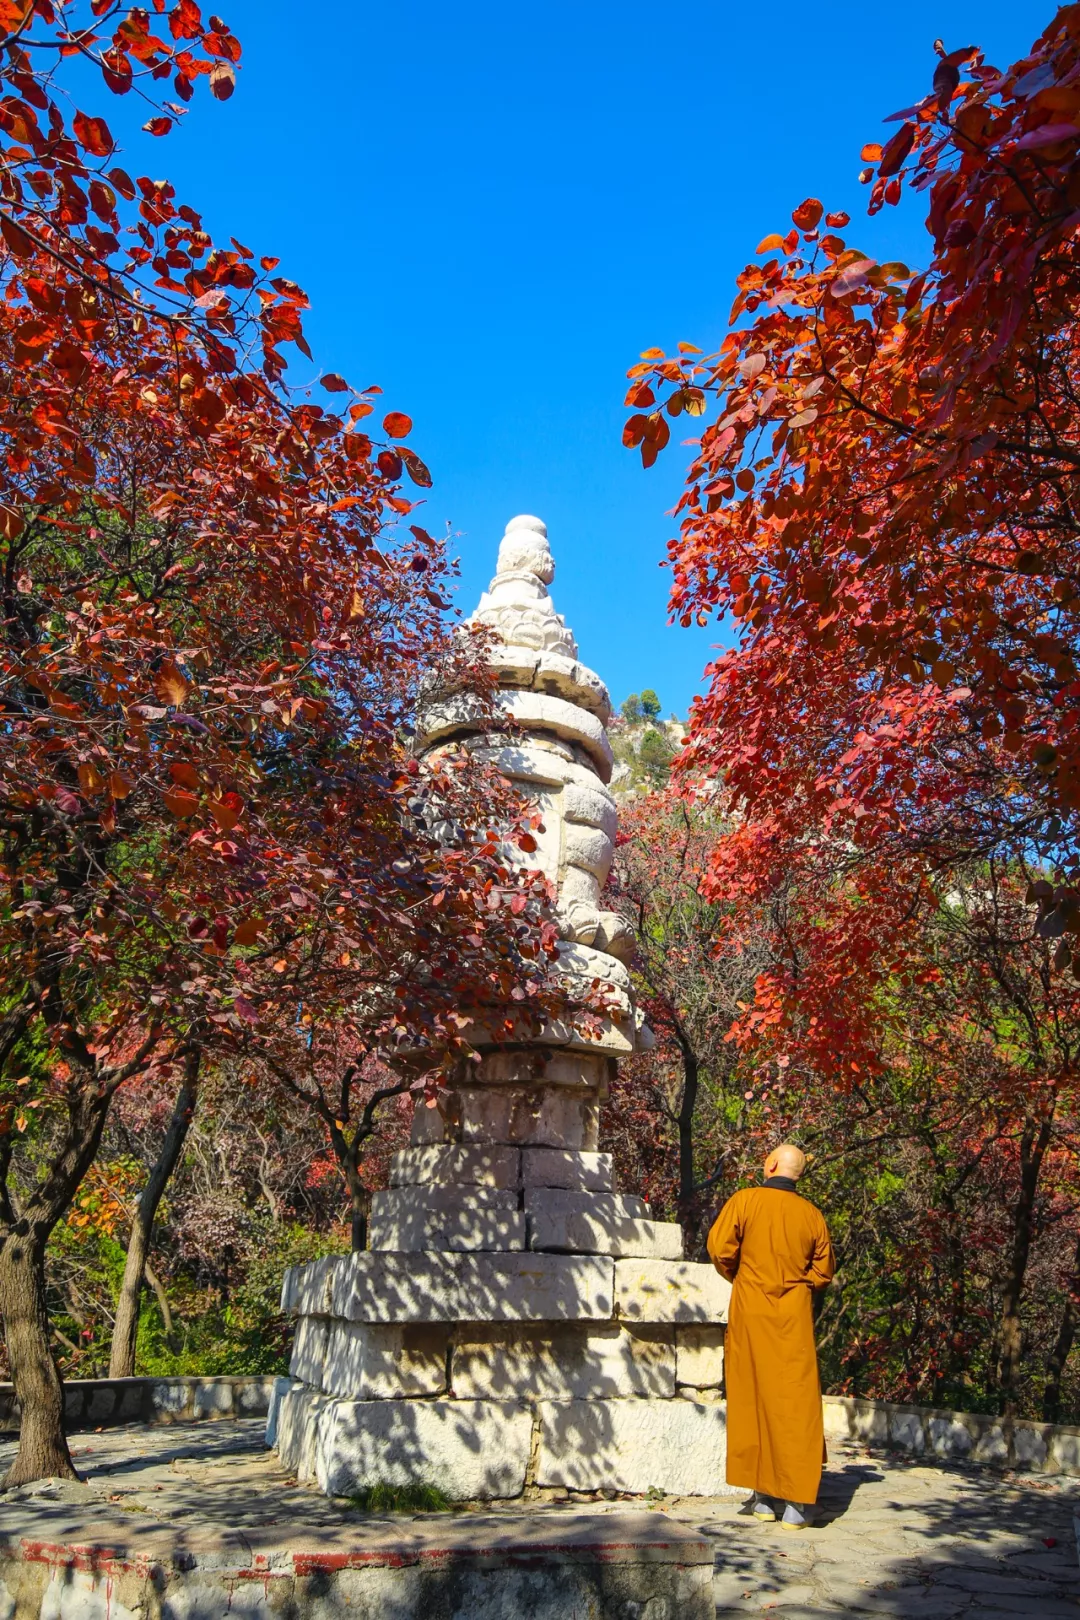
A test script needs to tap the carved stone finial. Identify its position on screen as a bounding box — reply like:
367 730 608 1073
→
495 514 554 584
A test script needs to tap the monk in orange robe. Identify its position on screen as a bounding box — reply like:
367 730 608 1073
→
707 1144 835 1528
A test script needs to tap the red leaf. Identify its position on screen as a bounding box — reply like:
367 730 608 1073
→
321 373 349 392
377 450 402 480
791 197 823 230
142 117 174 137
878 122 915 178
400 448 432 488
383 411 412 439
73 111 115 158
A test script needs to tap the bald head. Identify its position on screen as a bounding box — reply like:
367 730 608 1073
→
764 1143 806 1182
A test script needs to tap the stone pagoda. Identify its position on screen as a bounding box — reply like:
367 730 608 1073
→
270 516 732 1499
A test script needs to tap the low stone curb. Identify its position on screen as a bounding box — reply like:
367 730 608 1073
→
0 1501 713 1619
0 1374 275 1434
824 1391 1080 1477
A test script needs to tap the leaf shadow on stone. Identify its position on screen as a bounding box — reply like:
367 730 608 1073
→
706 1451 1080 1618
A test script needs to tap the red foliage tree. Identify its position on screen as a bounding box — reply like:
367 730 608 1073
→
0 3 552 1483
624 9 1080 1414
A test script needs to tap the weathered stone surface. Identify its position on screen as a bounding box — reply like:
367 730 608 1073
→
528 1199 681 1260
370 1186 518 1218
562 780 618 839
521 1148 612 1191
412 1084 599 1151
389 1145 520 1189
369 1203 527 1253
676 1325 725 1389
322 1322 448 1399
280 1255 338 1317
561 822 613 881
275 1383 332 1481
452 1322 674 1400
288 1314 329 1387
472 1050 605 1090
615 1258 731 1324
333 1250 615 1324
500 691 613 782
524 1188 648 1220
265 1375 296 1448
536 1397 733 1496
316 1397 533 1500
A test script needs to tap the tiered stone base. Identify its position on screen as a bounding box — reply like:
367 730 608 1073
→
274 1146 734 1500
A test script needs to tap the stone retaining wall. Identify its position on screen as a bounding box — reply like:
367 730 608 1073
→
0 1373 274 1434
823 1392 1080 1477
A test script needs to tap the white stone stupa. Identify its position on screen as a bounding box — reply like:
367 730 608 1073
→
270 516 732 1499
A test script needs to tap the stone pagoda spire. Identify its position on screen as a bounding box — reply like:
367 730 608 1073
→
272 516 732 1503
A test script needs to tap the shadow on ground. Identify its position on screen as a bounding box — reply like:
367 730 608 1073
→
698 1444 1078 1617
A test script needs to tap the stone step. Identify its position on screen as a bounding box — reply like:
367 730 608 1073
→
371 1186 518 1217
524 1189 648 1219
615 1257 731 1324
521 1147 612 1191
276 1380 737 1505
452 1322 675 1400
390 1145 520 1189
369 1206 528 1253
332 1250 615 1324
523 1189 680 1260
528 1206 682 1260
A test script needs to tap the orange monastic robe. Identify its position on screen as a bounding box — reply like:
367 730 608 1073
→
707 1184 835 1504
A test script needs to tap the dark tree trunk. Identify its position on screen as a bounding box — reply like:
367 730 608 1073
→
109 1051 199 1379
673 1027 700 1254
0 1233 74 1483
347 1158 367 1253
998 1112 1053 1416
1043 1230 1080 1422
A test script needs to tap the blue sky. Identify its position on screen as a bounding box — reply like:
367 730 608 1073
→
91 1 1038 715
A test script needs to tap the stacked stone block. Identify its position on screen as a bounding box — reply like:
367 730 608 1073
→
274 1144 731 1500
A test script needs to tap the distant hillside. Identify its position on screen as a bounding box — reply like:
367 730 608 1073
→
609 690 685 796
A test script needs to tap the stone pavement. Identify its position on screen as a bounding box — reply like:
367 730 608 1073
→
671 1440 1080 1616
0 1422 1074 1616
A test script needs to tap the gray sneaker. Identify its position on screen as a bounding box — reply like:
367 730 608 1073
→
752 1494 776 1521
780 1501 808 1530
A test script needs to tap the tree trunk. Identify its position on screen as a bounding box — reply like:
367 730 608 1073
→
347 1157 367 1253
998 1111 1053 1416
1043 1230 1080 1422
0 1233 75 1483
673 1028 700 1254
109 1051 199 1379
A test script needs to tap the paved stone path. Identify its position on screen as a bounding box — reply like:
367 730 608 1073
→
0 1423 1075 1616
671 1441 1079 1616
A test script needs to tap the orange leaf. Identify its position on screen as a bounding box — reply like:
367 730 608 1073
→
109 771 133 800
163 788 199 818
756 233 785 254
234 917 263 945
155 663 189 707
383 411 412 439
860 143 883 162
